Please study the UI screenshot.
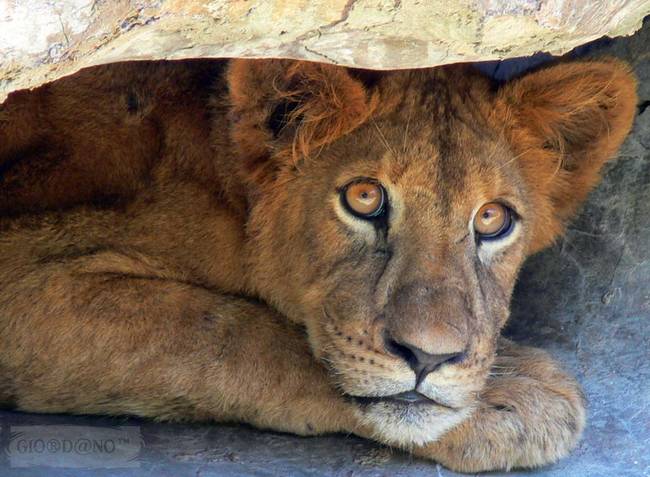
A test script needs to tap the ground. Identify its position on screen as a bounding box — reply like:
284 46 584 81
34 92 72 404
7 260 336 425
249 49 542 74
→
0 19 648 477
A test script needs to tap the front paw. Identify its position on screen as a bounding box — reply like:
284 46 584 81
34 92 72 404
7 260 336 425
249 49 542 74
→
415 339 586 473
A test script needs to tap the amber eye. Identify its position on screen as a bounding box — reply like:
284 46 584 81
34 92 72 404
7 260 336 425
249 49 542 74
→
473 202 513 240
342 180 386 218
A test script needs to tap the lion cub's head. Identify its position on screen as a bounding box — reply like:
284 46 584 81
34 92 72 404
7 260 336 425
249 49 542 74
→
225 59 636 446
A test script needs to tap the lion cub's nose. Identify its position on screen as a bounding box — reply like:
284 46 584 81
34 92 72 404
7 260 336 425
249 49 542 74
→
383 283 469 382
384 334 464 384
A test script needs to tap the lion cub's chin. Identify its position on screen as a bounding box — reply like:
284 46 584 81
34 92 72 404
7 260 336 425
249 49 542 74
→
355 400 474 448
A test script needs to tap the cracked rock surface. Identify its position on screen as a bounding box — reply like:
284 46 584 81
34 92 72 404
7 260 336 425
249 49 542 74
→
1 0 650 103
0 17 649 477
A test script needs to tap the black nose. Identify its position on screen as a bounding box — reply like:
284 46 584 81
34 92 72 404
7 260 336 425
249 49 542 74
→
384 335 464 385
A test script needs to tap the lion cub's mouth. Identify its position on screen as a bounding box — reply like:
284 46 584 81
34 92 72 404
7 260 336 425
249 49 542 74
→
352 391 457 410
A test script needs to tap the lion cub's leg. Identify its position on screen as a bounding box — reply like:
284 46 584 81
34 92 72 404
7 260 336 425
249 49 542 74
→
0 265 357 436
414 338 586 472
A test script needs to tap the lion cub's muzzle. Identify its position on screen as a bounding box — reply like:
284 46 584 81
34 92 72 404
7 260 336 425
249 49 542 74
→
327 283 489 409
324 283 489 446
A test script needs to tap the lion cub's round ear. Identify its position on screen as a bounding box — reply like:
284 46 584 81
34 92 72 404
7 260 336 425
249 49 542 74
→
497 59 638 253
226 59 379 186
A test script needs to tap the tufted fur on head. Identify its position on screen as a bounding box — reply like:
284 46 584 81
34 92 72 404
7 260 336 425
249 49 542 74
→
227 60 381 186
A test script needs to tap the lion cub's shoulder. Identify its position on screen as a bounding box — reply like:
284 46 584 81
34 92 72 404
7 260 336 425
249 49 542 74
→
0 60 227 214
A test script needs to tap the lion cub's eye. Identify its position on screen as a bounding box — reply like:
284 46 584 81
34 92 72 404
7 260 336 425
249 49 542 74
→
473 202 513 240
342 180 386 219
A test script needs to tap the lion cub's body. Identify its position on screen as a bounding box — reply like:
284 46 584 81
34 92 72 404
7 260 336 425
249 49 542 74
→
0 58 637 472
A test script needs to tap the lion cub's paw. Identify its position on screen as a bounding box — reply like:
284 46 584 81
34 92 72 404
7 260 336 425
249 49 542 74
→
415 339 586 473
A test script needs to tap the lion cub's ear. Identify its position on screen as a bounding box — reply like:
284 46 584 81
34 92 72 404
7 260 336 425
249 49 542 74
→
226 59 379 186
498 59 638 253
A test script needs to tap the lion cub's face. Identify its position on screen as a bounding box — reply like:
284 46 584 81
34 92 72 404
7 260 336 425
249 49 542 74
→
227 59 636 446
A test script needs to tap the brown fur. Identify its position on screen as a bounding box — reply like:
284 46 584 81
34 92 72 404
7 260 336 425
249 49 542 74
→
0 57 637 472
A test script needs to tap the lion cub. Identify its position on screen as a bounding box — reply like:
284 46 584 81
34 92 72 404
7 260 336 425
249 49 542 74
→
0 58 636 472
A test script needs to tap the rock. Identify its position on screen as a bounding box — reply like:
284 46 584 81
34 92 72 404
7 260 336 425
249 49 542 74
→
1 1 649 102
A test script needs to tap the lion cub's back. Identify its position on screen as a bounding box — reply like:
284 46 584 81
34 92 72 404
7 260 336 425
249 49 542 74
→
0 60 225 215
